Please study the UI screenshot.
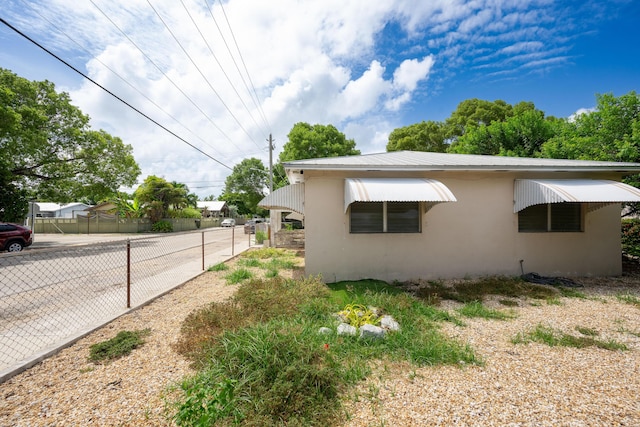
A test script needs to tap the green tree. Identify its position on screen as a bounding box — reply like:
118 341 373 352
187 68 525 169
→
445 98 513 139
274 122 360 188
134 176 188 223
0 68 140 205
450 109 558 157
0 165 28 222
220 158 268 216
170 181 198 208
540 91 640 162
111 193 144 219
386 120 448 152
540 91 640 216
279 122 360 162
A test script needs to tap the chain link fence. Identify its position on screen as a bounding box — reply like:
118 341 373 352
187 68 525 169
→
0 228 252 381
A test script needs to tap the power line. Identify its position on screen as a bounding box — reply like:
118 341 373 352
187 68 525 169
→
205 0 271 132
88 0 247 156
180 0 269 137
0 15 233 171
146 0 264 151
16 0 231 163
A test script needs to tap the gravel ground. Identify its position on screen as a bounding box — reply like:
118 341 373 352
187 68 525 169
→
1 253 639 426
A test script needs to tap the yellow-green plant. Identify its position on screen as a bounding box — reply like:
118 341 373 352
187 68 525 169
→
338 304 380 328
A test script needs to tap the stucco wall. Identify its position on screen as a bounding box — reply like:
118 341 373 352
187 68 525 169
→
303 170 624 282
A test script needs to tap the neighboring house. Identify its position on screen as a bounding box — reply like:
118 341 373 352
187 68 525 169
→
197 201 229 218
86 202 117 213
34 202 93 218
259 151 640 282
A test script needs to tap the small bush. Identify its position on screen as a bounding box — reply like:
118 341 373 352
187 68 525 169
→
237 257 262 268
255 230 267 244
208 263 229 272
151 220 173 232
89 329 150 363
168 207 202 219
225 268 253 284
265 269 279 278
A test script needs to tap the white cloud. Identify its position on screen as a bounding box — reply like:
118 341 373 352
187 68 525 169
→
568 107 595 122
2 0 620 196
393 56 435 91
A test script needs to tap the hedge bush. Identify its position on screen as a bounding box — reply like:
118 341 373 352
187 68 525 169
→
622 218 640 257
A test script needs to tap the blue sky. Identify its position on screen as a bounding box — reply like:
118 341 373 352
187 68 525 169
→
1 0 639 197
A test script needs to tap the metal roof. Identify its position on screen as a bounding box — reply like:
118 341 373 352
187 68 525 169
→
344 178 456 212
197 201 227 211
258 183 305 214
284 151 640 173
513 179 640 212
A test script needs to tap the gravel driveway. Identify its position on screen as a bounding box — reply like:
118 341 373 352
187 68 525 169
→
0 254 638 426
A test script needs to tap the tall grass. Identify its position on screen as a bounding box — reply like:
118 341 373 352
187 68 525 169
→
172 277 478 426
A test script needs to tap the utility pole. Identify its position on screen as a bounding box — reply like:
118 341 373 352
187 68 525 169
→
268 133 275 192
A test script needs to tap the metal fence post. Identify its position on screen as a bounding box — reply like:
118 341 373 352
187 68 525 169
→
201 231 205 271
232 226 235 256
126 239 131 308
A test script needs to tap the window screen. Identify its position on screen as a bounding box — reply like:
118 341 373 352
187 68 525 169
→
518 203 582 232
550 203 582 232
350 202 383 233
387 202 420 233
518 204 547 232
350 201 421 233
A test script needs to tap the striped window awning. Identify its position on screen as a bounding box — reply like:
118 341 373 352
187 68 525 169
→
258 183 304 214
514 179 640 213
344 178 457 213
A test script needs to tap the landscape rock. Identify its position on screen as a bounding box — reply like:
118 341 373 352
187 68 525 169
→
318 327 333 335
337 323 357 336
359 324 385 339
380 315 400 331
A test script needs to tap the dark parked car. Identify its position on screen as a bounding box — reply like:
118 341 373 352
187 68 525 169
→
243 218 265 234
0 223 34 252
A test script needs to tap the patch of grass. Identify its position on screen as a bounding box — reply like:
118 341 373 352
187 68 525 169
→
558 287 588 299
173 276 478 425
457 301 516 320
264 257 297 270
237 257 262 268
545 297 563 305
327 280 405 305
617 326 640 338
411 276 558 304
512 324 627 351
264 268 279 278
575 326 599 336
225 268 253 284
174 276 330 366
498 299 519 307
242 247 292 259
616 293 640 308
89 329 150 363
207 262 228 272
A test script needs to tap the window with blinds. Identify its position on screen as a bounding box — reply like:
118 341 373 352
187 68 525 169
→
518 203 583 232
350 201 421 233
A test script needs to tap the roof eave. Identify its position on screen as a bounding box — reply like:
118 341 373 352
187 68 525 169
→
283 164 640 173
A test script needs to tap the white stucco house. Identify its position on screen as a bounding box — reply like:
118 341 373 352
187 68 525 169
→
259 151 640 282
